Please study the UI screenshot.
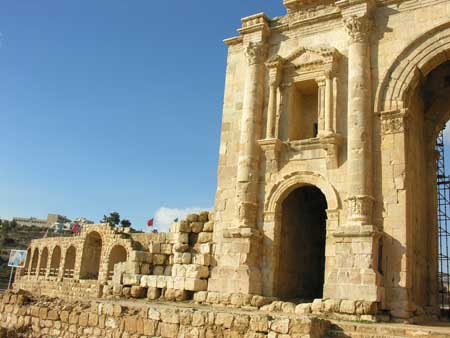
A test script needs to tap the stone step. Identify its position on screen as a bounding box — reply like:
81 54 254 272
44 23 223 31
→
326 322 450 338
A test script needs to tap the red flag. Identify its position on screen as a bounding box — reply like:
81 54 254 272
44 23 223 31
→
147 218 154 227
71 223 80 233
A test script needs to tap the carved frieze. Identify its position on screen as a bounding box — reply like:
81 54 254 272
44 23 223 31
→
379 109 408 135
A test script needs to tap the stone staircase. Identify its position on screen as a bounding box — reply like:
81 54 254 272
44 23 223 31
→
325 321 450 338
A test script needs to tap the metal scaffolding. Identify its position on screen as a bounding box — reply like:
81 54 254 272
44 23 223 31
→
437 128 450 317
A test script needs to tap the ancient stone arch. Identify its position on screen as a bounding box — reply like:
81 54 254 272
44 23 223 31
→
107 244 128 280
63 246 76 279
50 246 62 277
39 247 49 277
80 231 103 280
265 171 339 214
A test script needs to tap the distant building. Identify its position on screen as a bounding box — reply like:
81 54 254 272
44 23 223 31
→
13 214 71 228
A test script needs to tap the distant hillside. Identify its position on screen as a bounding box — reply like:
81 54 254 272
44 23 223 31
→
0 225 46 290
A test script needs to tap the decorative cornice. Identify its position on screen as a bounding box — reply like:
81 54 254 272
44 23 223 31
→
344 15 373 43
238 12 270 36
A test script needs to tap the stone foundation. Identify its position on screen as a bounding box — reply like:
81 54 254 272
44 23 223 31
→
0 291 329 338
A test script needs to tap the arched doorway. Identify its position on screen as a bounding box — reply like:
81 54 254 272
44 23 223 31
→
107 245 127 280
24 248 31 275
63 246 76 278
39 248 49 276
30 248 39 275
274 185 327 300
50 246 61 277
80 231 102 280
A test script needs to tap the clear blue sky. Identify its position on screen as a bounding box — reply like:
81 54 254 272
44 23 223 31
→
0 1 286 231
1 1 449 231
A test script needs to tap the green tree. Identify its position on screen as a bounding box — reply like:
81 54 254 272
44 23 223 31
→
101 212 121 226
120 219 131 227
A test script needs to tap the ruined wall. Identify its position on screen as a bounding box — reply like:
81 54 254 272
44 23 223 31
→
0 291 330 338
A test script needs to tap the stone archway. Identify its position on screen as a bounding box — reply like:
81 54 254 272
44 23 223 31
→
262 171 339 298
274 185 328 300
30 248 39 276
80 231 103 280
63 246 76 278
39 248 49 277
107 245 127 280
376 23 450 317
50 246 61 277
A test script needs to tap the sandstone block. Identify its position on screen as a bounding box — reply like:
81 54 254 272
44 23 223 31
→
340 300 356 314
182 252 192 264
172 220 191 233
311 299 323 313
295 303 311 315
186 214 199 222
198 232 213 243
160 322 179 338
271 318 290 334
174 276 185 290
215 312 234 328
153 254 166 265
185 278 207 291
130 251 152 263
199 211 209 222
192 253 211 266
174 243 190 252
199 243 211 254
153 265 165 275
157 275 168 288
123 273 142 286
193 291 208 303
130 286 147 298
149 242 161 253
191 222 204 233
161 243 173 255
147 287 161 300
186 264 210 279
203 221 214 232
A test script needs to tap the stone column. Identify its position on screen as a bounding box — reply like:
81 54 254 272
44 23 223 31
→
344 15 374 225
236 41 267 229
265 57 283 139
324 71 334 135
316 77 326 136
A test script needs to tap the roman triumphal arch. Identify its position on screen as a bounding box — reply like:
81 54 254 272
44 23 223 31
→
209 0 450 320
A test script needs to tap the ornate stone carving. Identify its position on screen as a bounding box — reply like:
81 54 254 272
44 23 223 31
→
346 195 375 224
245 42 267 65
380 109 408 135
266 55 284 86
344 15 373 43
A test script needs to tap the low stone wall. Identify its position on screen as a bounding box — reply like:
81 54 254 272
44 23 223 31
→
14 277 100 299
0 291 330 338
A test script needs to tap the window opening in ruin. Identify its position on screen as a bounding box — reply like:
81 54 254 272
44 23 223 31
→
49 246 61 277
63 246 76 278
39 248 48 276
107 245 127 280
437 128 450 318
288 80 319 141
80 232 102 280
276 186 327 301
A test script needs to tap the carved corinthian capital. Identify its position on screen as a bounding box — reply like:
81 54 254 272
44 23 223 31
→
344 15 373 43
346 195 375 224
245 42 268 65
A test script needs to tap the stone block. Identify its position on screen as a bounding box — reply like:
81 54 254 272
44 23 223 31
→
215 312 234 328
174 243 190 252
185 278 208 291
186 214 199 222
161 243 173 255
160 322 179 338
122 286 132 298
340 300 356 314
199 243 212 254
171 220 191 233
174 276 185 290
271 318 290 334
157 275 168 288
199 211 209 222
123 273 142 286
129 251 152 263
311 299 323 313
192 253 211 266
295 303 311 315
153 254 166 265
149 242 161 254
203 221 214 232
147 287 161 300
191 222 204 233
153 265 165 275
198 232 213 243
186 264 210 279
182 252 192 264
193 291 208 303
130 286 147 298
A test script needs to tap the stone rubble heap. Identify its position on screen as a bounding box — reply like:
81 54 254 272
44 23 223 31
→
103 212 214 302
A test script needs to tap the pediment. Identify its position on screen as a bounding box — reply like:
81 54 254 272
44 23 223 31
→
285 46 339 69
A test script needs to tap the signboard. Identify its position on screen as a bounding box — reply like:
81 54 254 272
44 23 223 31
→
7 250 27 268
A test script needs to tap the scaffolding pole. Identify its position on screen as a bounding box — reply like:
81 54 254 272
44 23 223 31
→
436 129 450 318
